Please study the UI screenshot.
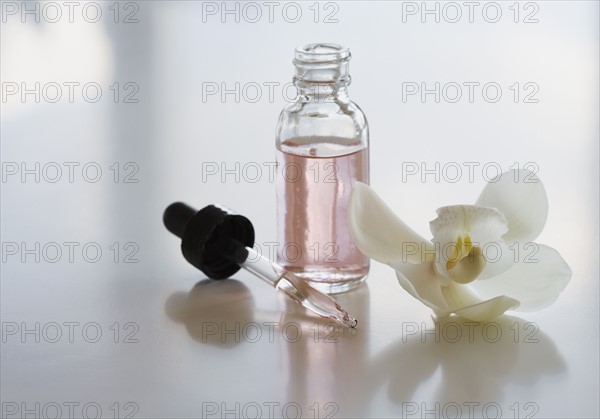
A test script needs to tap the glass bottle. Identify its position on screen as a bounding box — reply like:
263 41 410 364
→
276 43 370 294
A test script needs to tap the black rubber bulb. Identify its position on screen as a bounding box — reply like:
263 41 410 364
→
163 202 255 279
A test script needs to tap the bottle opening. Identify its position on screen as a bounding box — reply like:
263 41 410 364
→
294 43 351 65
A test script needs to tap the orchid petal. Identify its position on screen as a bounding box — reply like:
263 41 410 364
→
429 205 513 281
440 281 519 321
394 262 522 321
392 261 449 316
475 169 548 243
450 296 520 322
468 243 572 311
439 280 483 311
349 182 435 264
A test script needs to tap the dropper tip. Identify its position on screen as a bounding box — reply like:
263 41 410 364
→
343 316 358 328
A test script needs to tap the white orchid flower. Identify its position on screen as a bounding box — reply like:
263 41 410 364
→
349 169 572 322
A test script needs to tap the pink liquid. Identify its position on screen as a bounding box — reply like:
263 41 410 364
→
276 137 369 293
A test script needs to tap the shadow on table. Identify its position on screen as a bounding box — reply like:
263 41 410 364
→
165 279 255 348
369 316 566 406
278 299 565 417
164 281 566 416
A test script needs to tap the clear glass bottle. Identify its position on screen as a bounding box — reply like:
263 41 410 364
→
276 43 370 294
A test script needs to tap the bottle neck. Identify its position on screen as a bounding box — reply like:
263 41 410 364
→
295 82 350 103
292 43 351 103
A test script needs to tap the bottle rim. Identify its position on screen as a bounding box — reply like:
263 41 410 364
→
293 43 351 65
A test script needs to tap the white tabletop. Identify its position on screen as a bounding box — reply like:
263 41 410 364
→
1 1 598 418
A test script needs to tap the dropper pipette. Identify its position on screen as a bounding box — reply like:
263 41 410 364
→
163 203 358 328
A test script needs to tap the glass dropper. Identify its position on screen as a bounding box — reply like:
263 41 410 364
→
163 202 358 328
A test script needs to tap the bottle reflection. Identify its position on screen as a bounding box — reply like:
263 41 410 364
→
279 284 370 418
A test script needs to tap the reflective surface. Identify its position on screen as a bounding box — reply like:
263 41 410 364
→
1 2 598 418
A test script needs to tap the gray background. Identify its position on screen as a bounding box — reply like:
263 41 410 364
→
1 1 598 418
